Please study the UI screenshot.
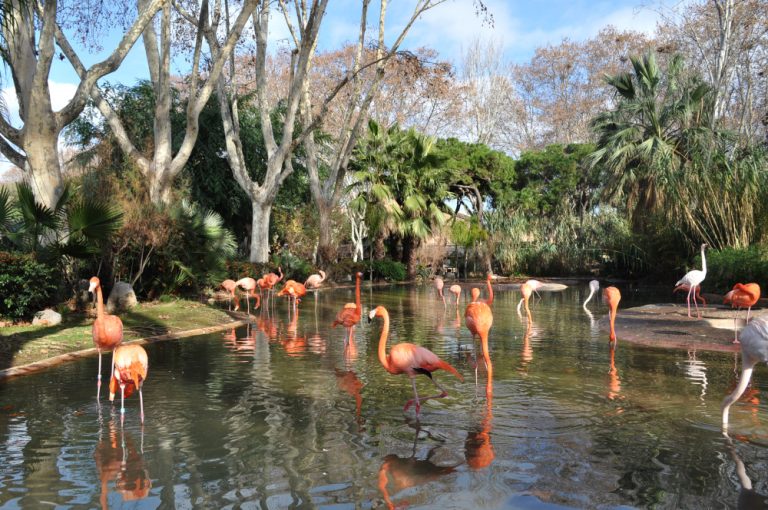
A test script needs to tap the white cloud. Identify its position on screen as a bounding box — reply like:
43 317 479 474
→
2 81 79 129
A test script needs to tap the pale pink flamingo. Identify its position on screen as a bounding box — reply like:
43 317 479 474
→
220 279 239 311
304 270 326 289
449 284 462 306
235 277 261 318
368 305 463 416
109 344 148 423
434 276 446 306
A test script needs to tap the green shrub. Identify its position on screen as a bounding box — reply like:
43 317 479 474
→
703 246 768 294
330 259 367 282
0 252 60 321
271 251 313 283
370 259 407 281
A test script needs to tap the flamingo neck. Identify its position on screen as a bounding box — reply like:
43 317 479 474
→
609 305 617 342
486 278 493 305
700 246 707 275
319 271 326 282
583 289 595 308
377 311 393 373
480 330 493 378
355 275 361 310
95 286 105 319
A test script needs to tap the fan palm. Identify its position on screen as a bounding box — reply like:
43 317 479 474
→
590 52 716 228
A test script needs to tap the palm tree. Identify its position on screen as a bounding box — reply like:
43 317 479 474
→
350 121 451 277
590 51 715 230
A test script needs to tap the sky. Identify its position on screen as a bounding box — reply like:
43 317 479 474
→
1 0 670 175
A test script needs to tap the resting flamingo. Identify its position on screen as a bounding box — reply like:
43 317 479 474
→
369 305 463 417
89 276 123 396
465 288 494 384
673 283 706 306
434 276 446 306
604 286 621 345
449 285 462 306
724 283 761 343
220 279 239 311
109 344 148 423
235 277 261 318
722 317 768 429
583 280 600 310
517 282 533 321
304 270 326 289
278 280 307 313
675 243 707 318
332 272 363 346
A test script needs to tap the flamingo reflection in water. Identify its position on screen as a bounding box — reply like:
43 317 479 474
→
95 420 151 509
723 433 768 509
607 344 623 402
378 420 460 510
282 309 307 357
465 379 494 470
519 320 535 371
335 368 364 426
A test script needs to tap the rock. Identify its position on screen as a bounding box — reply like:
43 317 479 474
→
106 281 138 314
32 309 62 327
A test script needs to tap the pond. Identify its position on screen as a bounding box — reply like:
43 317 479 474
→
1 283 767 509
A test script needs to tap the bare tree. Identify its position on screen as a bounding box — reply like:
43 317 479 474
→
60 0 259 206
0 0 165 208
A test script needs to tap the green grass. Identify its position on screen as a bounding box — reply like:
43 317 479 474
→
0 299 234 369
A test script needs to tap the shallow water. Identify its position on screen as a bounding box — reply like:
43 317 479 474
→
1 283 768 509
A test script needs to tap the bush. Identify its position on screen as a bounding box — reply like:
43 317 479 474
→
330 259 367 282
0 252 60 321
370 259 407 281
271 251 313 283
703 246 768 294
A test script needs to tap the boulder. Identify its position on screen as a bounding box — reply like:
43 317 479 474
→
32 309 62 327
106 281 138 314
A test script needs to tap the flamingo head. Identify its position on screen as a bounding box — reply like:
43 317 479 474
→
356 272 363 279
701 243 708 250
487 272 493 281
368 305 386 323
723 290 734 305
471 288 481 302
88 276 100 294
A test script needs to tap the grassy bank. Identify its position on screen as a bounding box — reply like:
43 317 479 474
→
0 299 235 371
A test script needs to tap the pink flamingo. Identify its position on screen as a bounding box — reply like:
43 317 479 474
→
332 272 363 346
369 305 463 416
673 283 706 306
89 276 123 396
449 285 462 306
109 344 148 423
604 286 621 345
465 287 494 384
235 277 261 318
434 277 446 306
220 279 239 311
724 283 761 343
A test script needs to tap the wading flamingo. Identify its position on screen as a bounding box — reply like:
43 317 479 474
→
722 317 768 429
235 277 261 318
369 305 463 416
434 276 446 306
524 279 543 299
449 285 462 306
220 279 239 311
517 283 533 321
604 286 621 345
109 344 148 423
724 283 761 343
332 272 363 346
304 270 326 289
89 277 123 396
675 243 707 318
278 280 307 313
673 283 706 306
583 280 600 310
465 288 494 384
478 273 494 305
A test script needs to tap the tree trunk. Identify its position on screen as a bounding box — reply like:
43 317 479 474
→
24 127 64 209
403 236 419 278
317 202 336 265
249 200 273 263
147 167 174 206
373 234 386 261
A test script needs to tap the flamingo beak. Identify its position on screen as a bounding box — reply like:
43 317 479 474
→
368 309 376 323
88 281 96 294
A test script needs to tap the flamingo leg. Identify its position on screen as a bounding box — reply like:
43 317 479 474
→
693 285 701 318
746 307 752 324
686 286 693 318
405 377 422 416
120 383 126 415
97 349 102 382
722 366 755 429
139 386 145 423
404 376 449 415
733 312 740 344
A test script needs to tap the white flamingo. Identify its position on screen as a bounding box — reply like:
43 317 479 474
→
582 280 600 311
722 317 768 429
675 243 707 318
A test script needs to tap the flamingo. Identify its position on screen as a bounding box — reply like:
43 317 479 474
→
235 277 261 318
583 280 600 310
278 280 307 313
332 272 363 346
465 287 494 384
675 243 708 318
721 317 768 429
109 344 148 423
434 276 446 306
220 279 239 311
673 283 706 306
525 279 543 299
263 266 284 294
304 270 326 289
449 284 462 306
604 286 621 345
478 273 494 305
724 283 761 343
89 277 123 396
368 305 463 416
517 282 533 321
